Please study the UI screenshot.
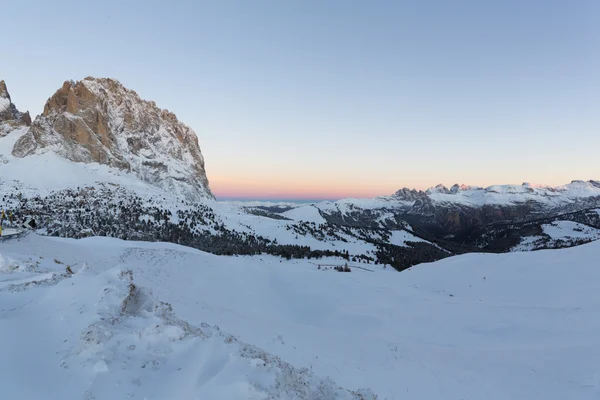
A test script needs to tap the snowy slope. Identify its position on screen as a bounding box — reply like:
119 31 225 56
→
0 128 168 197
281 204 327 224
315 197 410 215
543 220 600 239
211 201 381 255
512 221 600 251
388 230 425 246
2 234 600 399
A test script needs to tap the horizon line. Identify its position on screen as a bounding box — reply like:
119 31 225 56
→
211 178 600 202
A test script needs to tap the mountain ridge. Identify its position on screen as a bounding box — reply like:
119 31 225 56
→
393 180 600 203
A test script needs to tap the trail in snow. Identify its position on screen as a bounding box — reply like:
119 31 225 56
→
0 246 374 400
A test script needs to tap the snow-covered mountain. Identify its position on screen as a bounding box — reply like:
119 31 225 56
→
12 77 213 200
0 80 31 136
394 181 600 209
285 180 600 228
254 181 600 258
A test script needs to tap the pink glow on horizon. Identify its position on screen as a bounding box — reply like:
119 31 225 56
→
212 186 389 200
208 175 597 201
209 178 399 200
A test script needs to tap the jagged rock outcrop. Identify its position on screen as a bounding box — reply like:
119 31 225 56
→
12 77 213 200
0 80 31 136
393 187 426 202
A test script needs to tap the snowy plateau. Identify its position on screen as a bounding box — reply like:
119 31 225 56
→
2 77 600 399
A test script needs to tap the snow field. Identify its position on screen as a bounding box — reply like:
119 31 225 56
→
0 238 375 400
1 235 600 399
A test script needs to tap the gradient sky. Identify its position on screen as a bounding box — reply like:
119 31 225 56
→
2 0 599 200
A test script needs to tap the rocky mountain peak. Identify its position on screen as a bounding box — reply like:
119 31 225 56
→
12 77 214 200
393 187 426 201
426 184 451 195
0 80 9 99
0 80 31 136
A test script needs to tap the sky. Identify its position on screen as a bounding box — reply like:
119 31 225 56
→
2 0 599 200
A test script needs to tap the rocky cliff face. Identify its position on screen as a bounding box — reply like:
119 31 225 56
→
0 80 31 136
12 77 213 200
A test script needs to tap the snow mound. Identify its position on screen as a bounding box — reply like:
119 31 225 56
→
0 253 18 272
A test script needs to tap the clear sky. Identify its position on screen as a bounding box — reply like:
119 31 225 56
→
2 0 599 200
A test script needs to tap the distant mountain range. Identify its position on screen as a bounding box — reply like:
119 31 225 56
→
1 77 599 270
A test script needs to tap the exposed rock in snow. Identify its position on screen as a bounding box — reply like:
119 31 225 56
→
12 77 213 200
0 80 31 137
393 187 424 201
